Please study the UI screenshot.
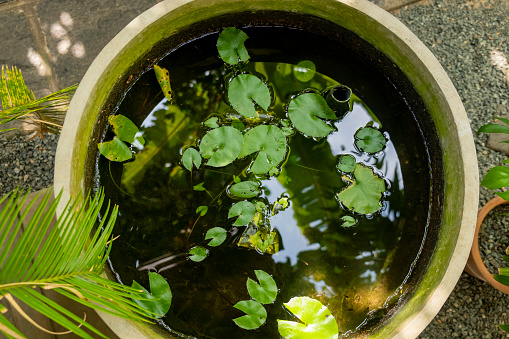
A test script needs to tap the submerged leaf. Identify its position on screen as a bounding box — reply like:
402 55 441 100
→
355 127 386 153
228 201 256 226
182 148 201 171
228 74 271 118
233 300 267 330
293 60 316 82
246 270 277 304
217 27 250 65
337 154 356 173
336 164 385 215
230 180 261 198
278 297 338 339
193 182 206 191
205 227 227 247
200 126 244 167
239 125 287 174
154 65 172 101
288 92 336 138
109 114 143 144
189 246 208 262
98 137 132 162
131 272 172 319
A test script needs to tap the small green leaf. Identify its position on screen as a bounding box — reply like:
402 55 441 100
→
108 114 142 144
196 205 208 216
154 65 172 101
232 121 246 131
233 175 241 183
336 164 385 215
288 92 336 138
496 191 509 200
246 270 277 304
499 324 509 333
278 297 338 339
189 246 208 262
477 123 509 135
254 201 267 213
341 216 356 227
355 127 386 153
200 126 244 167
131 272 172 318
481 166 509 189
217 27 250 65
204 117 220 128
228 74 271 118
503 255 509 262
228 201 256 226
277 197 289 210
205 227 227 247
98 137 132 162
293 60 316 82
499 267 509 275
238 125 287 174
230 181 261 198
280 119 294 136
337 154 356 173
182 148 201 171
233 300 267 330
193 182 206 191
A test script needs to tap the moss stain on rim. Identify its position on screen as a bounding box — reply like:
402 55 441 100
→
54 0 478 338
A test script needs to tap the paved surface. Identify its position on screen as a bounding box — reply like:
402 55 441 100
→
0 0 504 338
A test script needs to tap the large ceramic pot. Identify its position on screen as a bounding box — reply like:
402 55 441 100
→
54 0 478 338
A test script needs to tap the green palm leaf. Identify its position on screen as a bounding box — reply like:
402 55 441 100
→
0 65 77 136
0 188 155 339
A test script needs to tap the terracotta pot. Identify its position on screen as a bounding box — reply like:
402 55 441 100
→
465 196 509 293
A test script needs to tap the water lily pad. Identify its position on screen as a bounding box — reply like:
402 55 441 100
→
217 27 250 65
154 65 172 101
230 181 261 198
278 297 338 339
341 216 356 227
233 300 267 330
355 127 386 153
108 114 144 145
293 60 316 82
182 148 201 171
196 205 208 217
228 201 256 226
228 74 271 118
189 246 208 262
204 117 219 128
238 125 287 175
205 227 227 247
199 126 243 167
131 272 172 318
246 270 277 304
337 154 356 173
98 137 132 162
288 92 336 138
336 164 385 215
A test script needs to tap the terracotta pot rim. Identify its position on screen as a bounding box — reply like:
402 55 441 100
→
465 195 509 294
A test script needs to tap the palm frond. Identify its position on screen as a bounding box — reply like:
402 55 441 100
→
0 188 154 339
0 65 77 136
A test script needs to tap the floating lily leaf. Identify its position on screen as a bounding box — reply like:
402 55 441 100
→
196 205 208 217
249 229 278 254
238 125 287 174
247 270 277 304
278 297 338 339
182 148 201 171
200 126 244 167
204 116 219 128
228 74 271 118
254 200 267 213
131 272 172 318
205 227 227 247
337 154 356 173
154 65 172 101
336 164 385 215
108 114 144 145
230 181 261 198
229 201 256 226
341 216 357 227
217 27 250 65
280 119 294 136
193 182 206 191
276 197 289 210
355 127 386 153
293 60 316 82
233 300 267 330
189 246 208 262
288 92 336 138
98 137 132 162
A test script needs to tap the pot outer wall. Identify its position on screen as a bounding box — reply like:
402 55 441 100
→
53 0 479 338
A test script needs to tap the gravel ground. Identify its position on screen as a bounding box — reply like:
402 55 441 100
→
1 0 509 337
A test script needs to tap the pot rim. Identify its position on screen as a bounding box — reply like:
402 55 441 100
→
54 0 479 338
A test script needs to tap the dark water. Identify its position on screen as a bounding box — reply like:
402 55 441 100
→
94 25 437 339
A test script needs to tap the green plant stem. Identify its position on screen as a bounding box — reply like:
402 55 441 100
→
109 162 132 197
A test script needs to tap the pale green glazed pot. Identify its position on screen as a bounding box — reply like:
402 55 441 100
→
54 0 479 338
